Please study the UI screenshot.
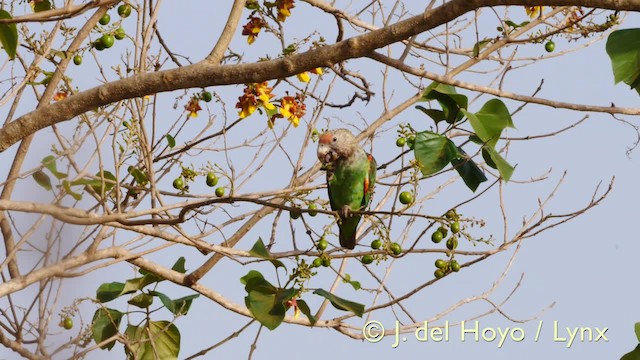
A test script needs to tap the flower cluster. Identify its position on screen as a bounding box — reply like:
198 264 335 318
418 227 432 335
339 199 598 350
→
236 82 275 119
525 6 543 18
276 0 295 22
296 67 323 83
242 16 266 44
184 97 202 117
274 94 306 128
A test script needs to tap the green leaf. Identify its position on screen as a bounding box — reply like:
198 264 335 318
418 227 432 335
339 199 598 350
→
420 82 468 123
32 171 52 191
171 257 187 273
127 166 148 185
413 131 460 176
451 148 487 192
248 238 285 269
621 344 640 360
149 291 199 316
166 134 176 148
0 10 18 59
245 289 285 330
473 39 491 57
415 105 446 124
96 282 125 303
313 289 364 317
33 0 52 12
296 299 317 325
606 29 640 92
483 146 514 181
124 321 180 360
122 276 157 295
128 293 154 308
91 308 123 350
465 99 514 149
635 322 640 342
41 155 67 179
93 170 117 193
62 180 83 200
240 270 265 286
342 274 361 291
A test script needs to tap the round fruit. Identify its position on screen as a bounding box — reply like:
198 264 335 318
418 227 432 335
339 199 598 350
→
431 230 443 243
545 40 555 53
435 259 447 269
446 237 458 250
101 34 115 48
205 172 218 187
362 254 374 264
445 209 456 219
308 203 318 217
371 239 382 250
114 28 126 40
63 317 73 330
201 91 213 102
172 177 184 190
434 269 445 279
317 238 328 251
390 242 402 255
321 257 331 267
94 41 105 51
118 4 132 18
451 221 460 234
289 208 301 219
312 258 323 267
215 186 225 197
99 13 110 25
73 54 82 65
407 135 416 149
396 137 406 147
450 260 461 272
399 191 413 205
438 226 448 238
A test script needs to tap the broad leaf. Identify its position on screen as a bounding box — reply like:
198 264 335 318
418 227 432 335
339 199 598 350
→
248 238 285 269
149 291 199 316
62 180 82 201
606 29 640 94
465 99 514 149
296 299 317 325
420 82 468 123
32 171 52 191
342 274 361 291
413 131 459 176
171 257 187 273
124 321 180 360
0 10 18 59
92 170 117 194
415 105 446 124
33 0 52 12
91 308 123 350
451 148 487 192
620 344 640 360
42 155 67 179
96 282 125 303
166 134 176 148
483 146 514 181
245 289 284 330
128 293 154 308
473 38 491 57
127 166 148 185
313 289 364 317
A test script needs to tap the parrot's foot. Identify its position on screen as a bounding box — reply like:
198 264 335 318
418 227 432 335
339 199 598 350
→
340 205 352 218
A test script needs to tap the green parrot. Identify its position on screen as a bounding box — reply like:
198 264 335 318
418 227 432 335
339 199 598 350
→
317 129 376 249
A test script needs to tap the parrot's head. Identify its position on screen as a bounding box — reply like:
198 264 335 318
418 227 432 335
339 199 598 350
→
317 128 357 164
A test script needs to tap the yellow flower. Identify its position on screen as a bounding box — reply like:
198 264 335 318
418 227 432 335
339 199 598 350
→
310 67 323 75
242 17 266 45
255 82 275 110
236 92 258 119
279 95 306 127
184 98 202 118
296 71 310 83
53 91 68 101
525 6 544 18
276 0 295 22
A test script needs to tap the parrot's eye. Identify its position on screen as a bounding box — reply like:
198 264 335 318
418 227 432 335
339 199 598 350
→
332 137 337 142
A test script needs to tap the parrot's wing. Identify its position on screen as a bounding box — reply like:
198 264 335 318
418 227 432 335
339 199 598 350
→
326 172 338 212
362 153 376 208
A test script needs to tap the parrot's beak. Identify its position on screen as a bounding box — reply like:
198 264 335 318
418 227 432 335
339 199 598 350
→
317 144 336 164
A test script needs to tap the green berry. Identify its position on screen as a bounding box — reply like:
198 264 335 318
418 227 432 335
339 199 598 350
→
118 4 132 18
94 41 105 51
201 91 213 102
431 230 444 243
100 34 115 48
321 257 331 267
438 226 448 238
361 254 374 265
445 209 456 219
114 28 126 40
390 242 402 255
371 239 382 249
312 258 323 267
308 203 318 217
215 186 225 197
435 259 447 269
446 237 458 250
396 137 406 147
434 269 445 279
407 135 416 149
172 177 184 190
73 54 82 65
317 239 328 251
206 172 218 187
451 221 461 234
450 260 461 272
545 40 555 53
99 13 110 25
399 191 413 205
289 208 301 219
62 317 73 330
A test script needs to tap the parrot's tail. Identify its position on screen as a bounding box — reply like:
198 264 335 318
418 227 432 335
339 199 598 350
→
338 215 360 249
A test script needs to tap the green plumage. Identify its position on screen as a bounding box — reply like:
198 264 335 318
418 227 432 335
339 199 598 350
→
327 150 376 249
